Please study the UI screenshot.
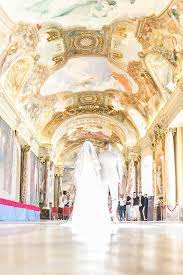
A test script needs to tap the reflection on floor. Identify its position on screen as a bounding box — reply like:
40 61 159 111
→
0 221 183 275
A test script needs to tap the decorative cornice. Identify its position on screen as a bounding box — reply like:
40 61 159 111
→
150 122 167 152
42 105 133 138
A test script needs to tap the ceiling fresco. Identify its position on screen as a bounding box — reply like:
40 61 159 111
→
0 0 172 28
0 0 182 164
40 57 138 94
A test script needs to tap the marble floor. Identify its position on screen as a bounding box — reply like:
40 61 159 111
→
0 221 183 275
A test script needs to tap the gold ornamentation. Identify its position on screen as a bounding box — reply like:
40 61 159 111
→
151 123 167 152
7 57 34 93
150 46 176 65
52 54 65 66
7 42 18 56
111 52 123 60
46 30 63 42
64 28 108 57
113 25 127 38
42 105 126 137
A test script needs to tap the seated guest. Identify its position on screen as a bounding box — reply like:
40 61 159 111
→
119 194 126 221
144 194 148 221
126 195 132 221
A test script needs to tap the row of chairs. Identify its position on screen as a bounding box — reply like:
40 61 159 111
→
51 207 73 220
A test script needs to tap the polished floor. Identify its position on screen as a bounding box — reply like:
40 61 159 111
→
0 221 183 275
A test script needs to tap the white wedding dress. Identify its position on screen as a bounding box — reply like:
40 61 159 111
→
70 141 112 236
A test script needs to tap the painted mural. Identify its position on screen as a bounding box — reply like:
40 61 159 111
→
0 117 14 196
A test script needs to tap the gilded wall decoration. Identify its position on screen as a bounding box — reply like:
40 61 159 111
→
150 122 167 152
127 61 162 118
7 56 34 94
2 24 37 73
145 53 175 96
136 0 183 67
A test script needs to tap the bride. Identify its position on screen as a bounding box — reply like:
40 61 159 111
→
70 141 112 235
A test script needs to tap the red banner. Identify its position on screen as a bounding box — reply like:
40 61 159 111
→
0 198 40 212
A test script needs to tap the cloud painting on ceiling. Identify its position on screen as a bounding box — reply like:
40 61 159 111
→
40 57 138 94
0 0 172 28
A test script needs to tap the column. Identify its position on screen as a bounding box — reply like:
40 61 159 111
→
165 130 176 207
38 157 46 206
47 161 54 207
175 127 183 220
12 131 21 201
54 174 60 207
126 158 136 196
59 174 63 207
141 153 153 196
135 156 141 193
140 139 154 220
20 145 30 203
43 158 50 208
121 161 128 195
165 129 177 221
176 128 183 204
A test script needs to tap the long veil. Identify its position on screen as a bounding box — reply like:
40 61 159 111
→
71 141 112 235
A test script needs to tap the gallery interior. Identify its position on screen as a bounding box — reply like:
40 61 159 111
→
0 1 183 274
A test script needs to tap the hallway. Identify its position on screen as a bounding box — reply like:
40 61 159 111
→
0 221 182 275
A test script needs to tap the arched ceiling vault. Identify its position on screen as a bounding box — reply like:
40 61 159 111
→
42 105 140 140
0 0 182 163
49 113 137 162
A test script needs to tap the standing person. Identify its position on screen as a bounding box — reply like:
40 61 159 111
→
71 141 112 234
119 194 126 221
99 141 123 224
144 194 148 221
139 192 145 221
132 192 139 221
126 194 132 221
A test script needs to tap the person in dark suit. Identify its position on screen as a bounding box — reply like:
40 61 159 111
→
118 194 126 221
139 192 145 221
126 195 132 221
132 192 139 221
144 194 148 221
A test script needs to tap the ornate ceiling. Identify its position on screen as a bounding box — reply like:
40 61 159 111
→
0 0 182 164
0 0 172 28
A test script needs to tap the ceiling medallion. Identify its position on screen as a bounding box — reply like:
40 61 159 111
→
74 34 98 50
78 93 99 105
64 29 107 57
